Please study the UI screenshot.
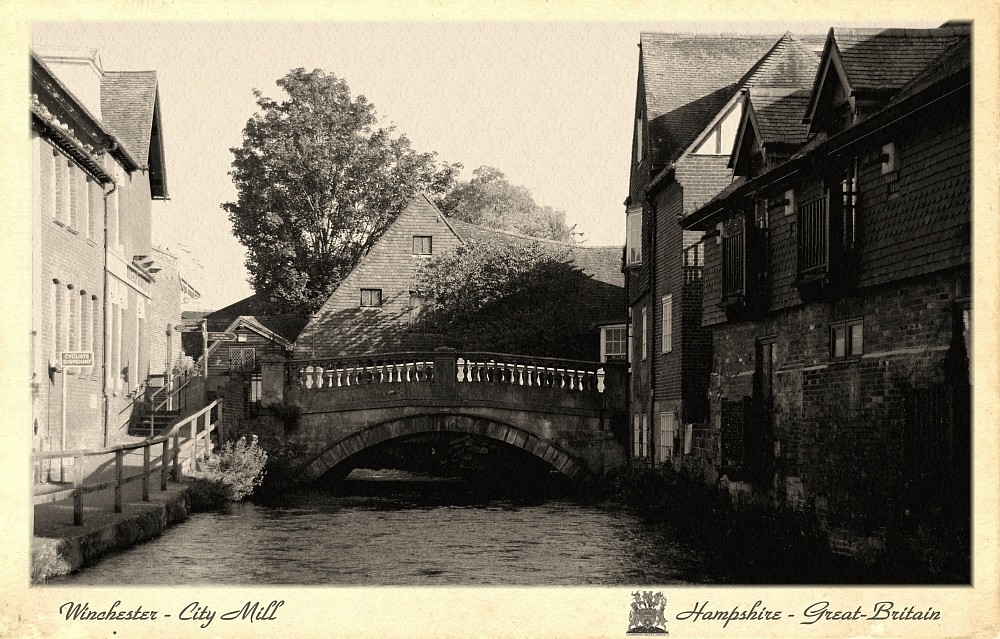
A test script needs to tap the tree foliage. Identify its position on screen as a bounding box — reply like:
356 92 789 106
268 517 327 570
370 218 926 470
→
412 239 592 358
223 68 461 314
437 166 578 242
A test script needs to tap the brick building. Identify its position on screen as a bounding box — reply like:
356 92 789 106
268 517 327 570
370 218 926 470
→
295 193 625 361
31 47 168 451
624 32 824 467
182 304 307 401
681 26 971 545
148 244 201 382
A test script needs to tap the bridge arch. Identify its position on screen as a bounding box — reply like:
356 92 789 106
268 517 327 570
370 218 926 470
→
299 412 591 482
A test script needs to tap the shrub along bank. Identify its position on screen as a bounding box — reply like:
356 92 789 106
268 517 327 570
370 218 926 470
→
603 466 964 584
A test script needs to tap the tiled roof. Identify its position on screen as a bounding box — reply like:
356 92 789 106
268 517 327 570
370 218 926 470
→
100 71 158 164
749 88 813 145
205 293 277 319
745 34 822 89
250 314 310 343
831 26 969 92
640 33 777 167
891 36 970 103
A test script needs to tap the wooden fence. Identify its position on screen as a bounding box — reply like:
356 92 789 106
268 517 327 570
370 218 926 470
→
32 399 222 526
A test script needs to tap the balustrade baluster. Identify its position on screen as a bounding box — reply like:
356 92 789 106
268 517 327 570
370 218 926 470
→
304 366 314 389
597 367 606 393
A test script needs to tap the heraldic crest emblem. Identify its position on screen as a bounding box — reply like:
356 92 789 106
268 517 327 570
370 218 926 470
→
626 591 667 635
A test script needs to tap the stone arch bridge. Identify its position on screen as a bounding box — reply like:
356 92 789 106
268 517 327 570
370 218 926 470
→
257 348 628 482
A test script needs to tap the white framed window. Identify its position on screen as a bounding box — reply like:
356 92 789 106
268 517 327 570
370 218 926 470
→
635 116 644 164
661 294 673 353
626 207 642 266
640 306 648 361
57 156 71 225
68 286 78 351
111 165 122 251
84 176 93 239
600 324 627 362
632 413 641 457
47 146 57 221
51 279 60 361
640 412 649 458
659 412 678 462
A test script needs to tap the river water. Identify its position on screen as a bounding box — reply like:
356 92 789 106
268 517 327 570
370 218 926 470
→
53 471 712 585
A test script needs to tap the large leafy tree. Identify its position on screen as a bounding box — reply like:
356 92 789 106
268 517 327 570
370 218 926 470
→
412 239 591 358
224 68 461 313
437 166 578 242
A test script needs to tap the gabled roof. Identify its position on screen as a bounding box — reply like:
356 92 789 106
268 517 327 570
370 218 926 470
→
639 33 777 168
30 53 141 176
729 88 815 175
750 89 813 146
804 26 970 126
685 26 971 233
890 36 971 104
101 70 168 197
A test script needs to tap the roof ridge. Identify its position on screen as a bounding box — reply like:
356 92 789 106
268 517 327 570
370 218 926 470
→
832 26 969 38
445 216 585 248
640 31 779 39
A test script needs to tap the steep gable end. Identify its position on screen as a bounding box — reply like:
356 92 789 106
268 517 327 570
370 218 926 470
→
101 70 168 197
804 26 969 134
639 33 776 168
295 194 463 356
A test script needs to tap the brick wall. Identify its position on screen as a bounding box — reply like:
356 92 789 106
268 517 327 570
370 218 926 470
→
33 133 107 452
710 267 967 534
148 246 181 376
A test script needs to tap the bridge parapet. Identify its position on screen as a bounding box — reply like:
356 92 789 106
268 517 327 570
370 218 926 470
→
280 348 610 397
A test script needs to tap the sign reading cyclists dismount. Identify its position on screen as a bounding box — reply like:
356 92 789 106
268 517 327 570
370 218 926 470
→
207 332 238 341
60 351 94 368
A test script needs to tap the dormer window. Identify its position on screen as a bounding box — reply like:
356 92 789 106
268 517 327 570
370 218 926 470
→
626 207 642 266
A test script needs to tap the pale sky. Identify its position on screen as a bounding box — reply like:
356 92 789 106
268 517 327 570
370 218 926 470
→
31 19 942 311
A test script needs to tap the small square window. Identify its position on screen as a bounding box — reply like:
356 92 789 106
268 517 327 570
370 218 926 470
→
413 236 432 255
360 288 382 307
831 318 863 360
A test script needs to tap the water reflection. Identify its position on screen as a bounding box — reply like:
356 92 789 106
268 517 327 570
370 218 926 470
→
52 471 711 585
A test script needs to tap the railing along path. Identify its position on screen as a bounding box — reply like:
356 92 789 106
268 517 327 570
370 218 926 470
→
32 399 222 526
291 351 606 394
